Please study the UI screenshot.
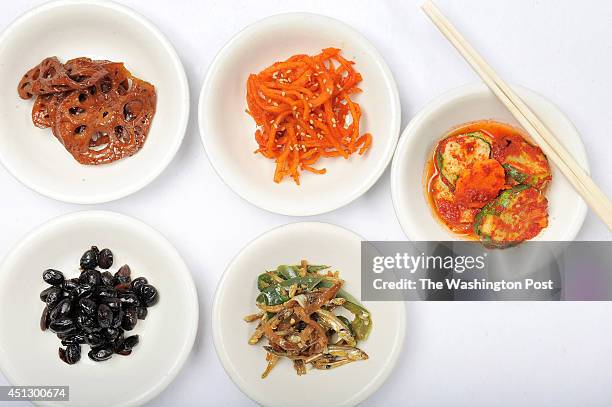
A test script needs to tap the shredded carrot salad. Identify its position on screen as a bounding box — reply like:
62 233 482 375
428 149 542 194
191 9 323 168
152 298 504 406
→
246 48 372 184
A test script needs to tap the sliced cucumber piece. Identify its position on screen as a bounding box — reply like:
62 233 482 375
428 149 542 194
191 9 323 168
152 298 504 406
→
474 185 548 248
502 162 550 188
438 132 492 188
498 139 551 188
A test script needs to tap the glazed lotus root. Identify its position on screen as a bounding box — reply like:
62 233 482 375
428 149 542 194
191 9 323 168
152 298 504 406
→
19 57 156 165
18 57 108 99
32 92 68 129
31 59 112 130
53 62 156 164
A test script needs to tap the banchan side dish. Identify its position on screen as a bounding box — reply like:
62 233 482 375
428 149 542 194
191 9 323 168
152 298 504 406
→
426 120 551 248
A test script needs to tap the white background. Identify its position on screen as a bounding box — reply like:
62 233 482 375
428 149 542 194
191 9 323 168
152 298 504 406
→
1 0 611 406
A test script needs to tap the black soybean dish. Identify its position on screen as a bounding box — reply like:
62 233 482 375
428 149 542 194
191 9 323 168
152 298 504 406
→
39 246 159 364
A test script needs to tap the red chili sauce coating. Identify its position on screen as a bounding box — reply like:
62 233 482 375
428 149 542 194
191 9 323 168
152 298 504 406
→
425 120 550 240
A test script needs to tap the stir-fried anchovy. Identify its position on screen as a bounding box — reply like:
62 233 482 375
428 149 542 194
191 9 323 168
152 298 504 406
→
245 260 372 378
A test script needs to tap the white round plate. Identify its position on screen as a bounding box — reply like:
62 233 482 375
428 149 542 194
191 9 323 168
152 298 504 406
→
0 0 189 204
391 83 589 241
0 211 198 407
199 13 401 216
212 222 406 407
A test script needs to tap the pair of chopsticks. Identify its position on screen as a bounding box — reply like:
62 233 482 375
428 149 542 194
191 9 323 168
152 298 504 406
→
422 0 612 231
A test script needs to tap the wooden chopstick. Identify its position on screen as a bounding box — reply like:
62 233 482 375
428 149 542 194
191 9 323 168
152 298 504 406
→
422 0 612 231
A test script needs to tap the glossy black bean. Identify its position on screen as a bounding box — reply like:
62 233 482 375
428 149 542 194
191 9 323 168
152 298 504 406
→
49 298 73 321
43 269 65 286
44 287 64 309
103 327 123 342
100 271 114 287
123 335 139 348
85 332 106 347
40 286 56 302
103 297 121 312
119 293 140 308
63 278 80 292
79 269 101 286
74 283 94 299
96 286 117 300
80 246 99 269
115 335 139 356
130 277 148 292
59 344 81 364
77 314 99 333
97 249 113 269
136 306 148 320
88 346 113 362
61 333 86 346
121 308 138 331
40 306 50 331
97 304 113 328
137 284 158 307
56 326 81 339
40 286 52 302
49 317 76 333
111 309 124 328
78 298 97 316
58 347 68 364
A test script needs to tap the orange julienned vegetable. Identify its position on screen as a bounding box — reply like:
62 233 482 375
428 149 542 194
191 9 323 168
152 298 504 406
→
246 48 372 184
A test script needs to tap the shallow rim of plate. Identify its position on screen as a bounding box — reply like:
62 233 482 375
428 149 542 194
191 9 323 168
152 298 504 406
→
390 82 590 242
211 221 406 406
0 0 190 204
198 12 401 216
0 210 199 407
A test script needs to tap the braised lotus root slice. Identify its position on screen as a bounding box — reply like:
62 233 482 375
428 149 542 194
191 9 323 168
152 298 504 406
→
18 57 62 99
18 57 108 99
53 77 156 165
96 62 133 99
32 92 69 129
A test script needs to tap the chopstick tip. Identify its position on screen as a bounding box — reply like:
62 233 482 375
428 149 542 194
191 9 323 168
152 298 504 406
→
421 0 438 15
422 0 435 10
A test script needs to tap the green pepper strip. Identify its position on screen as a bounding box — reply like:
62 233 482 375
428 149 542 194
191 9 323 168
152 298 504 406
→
256 275 323 306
